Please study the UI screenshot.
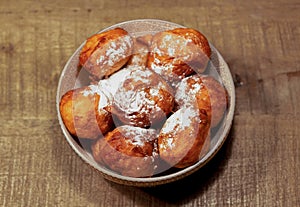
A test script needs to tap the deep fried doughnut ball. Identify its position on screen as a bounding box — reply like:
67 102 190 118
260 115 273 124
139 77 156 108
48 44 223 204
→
92 125 158 177
79 28 133 80
112 67 174 128
59 85 113 139
147 28 211 84
176 75 227 127
158 107 210 168
176 74 211 120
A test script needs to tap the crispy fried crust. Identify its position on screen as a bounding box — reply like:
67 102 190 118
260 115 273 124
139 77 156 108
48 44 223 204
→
59 87 113 139
158 108 210 168
175 75 228 127
175 75 212 123
147 28 211 84
92 125 158 177
112 67 174 128
79 28 133 80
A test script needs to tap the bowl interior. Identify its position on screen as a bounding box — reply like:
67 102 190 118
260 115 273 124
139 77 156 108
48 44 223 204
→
56 19 235 186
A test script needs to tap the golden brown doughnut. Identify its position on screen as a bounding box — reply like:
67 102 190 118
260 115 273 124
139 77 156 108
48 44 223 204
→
92 125 158 177
79 28 133 80
147 28 211 84
112 67 174 128
175 74 211 119
59 85 113 139
158 106 210 168
176 75 227 127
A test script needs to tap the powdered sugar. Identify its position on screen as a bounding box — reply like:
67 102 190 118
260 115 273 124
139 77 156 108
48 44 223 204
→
149 33 197 82
95 35 133 67
98 91 109 109
81 85 96 97
128 67 153 84
100 67 133 97
168 47 175 56
107 35 132 66
115 88 159 123
161 107 197 135
165 137 175 149
152 46 163 56
114 69 154 112
155 34 191 58
120 125 157 147
175 75 203 107
81 84 111 111
112 67 171 126
149 88 160 97
96 55 105 65
150 55 175 80
164 34 172 41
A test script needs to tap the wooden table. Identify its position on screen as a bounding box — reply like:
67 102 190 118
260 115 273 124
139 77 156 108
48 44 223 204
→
1 0 299 206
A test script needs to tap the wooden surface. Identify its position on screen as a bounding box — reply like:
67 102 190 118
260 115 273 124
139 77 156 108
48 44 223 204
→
0 0 299 206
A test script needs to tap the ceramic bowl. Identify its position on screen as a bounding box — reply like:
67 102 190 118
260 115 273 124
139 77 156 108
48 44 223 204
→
56 19 235 187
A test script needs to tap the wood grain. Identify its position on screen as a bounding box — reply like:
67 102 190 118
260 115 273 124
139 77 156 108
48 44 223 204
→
0 0 299 206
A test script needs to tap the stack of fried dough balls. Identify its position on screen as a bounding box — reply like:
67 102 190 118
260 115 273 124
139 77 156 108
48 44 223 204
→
59 27 228 177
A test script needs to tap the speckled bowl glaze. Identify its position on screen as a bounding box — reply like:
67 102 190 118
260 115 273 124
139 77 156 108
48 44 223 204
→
56 19 235 187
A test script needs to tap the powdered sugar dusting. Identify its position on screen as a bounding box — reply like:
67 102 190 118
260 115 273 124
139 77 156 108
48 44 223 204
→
149 88 160 97
113 67 171 126
175 75 203 107
120 125 157 147
81 84 111 111
149 33 198 83
165 138 175 149
98 91 109 109
115 88 159 123
150 54 176 81
96 55 105 65
129 67 153 84
82 87 93 97
168 47 175 56
161 107 198 135
100 67 133 97
96 35 133 67
154 34 191 58
152 46 163 56
164 34 172 41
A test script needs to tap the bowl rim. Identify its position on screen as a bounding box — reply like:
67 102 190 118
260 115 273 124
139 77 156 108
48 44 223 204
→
56 19 236 186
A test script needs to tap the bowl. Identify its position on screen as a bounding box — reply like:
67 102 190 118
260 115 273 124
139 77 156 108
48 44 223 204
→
56 19 235 187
